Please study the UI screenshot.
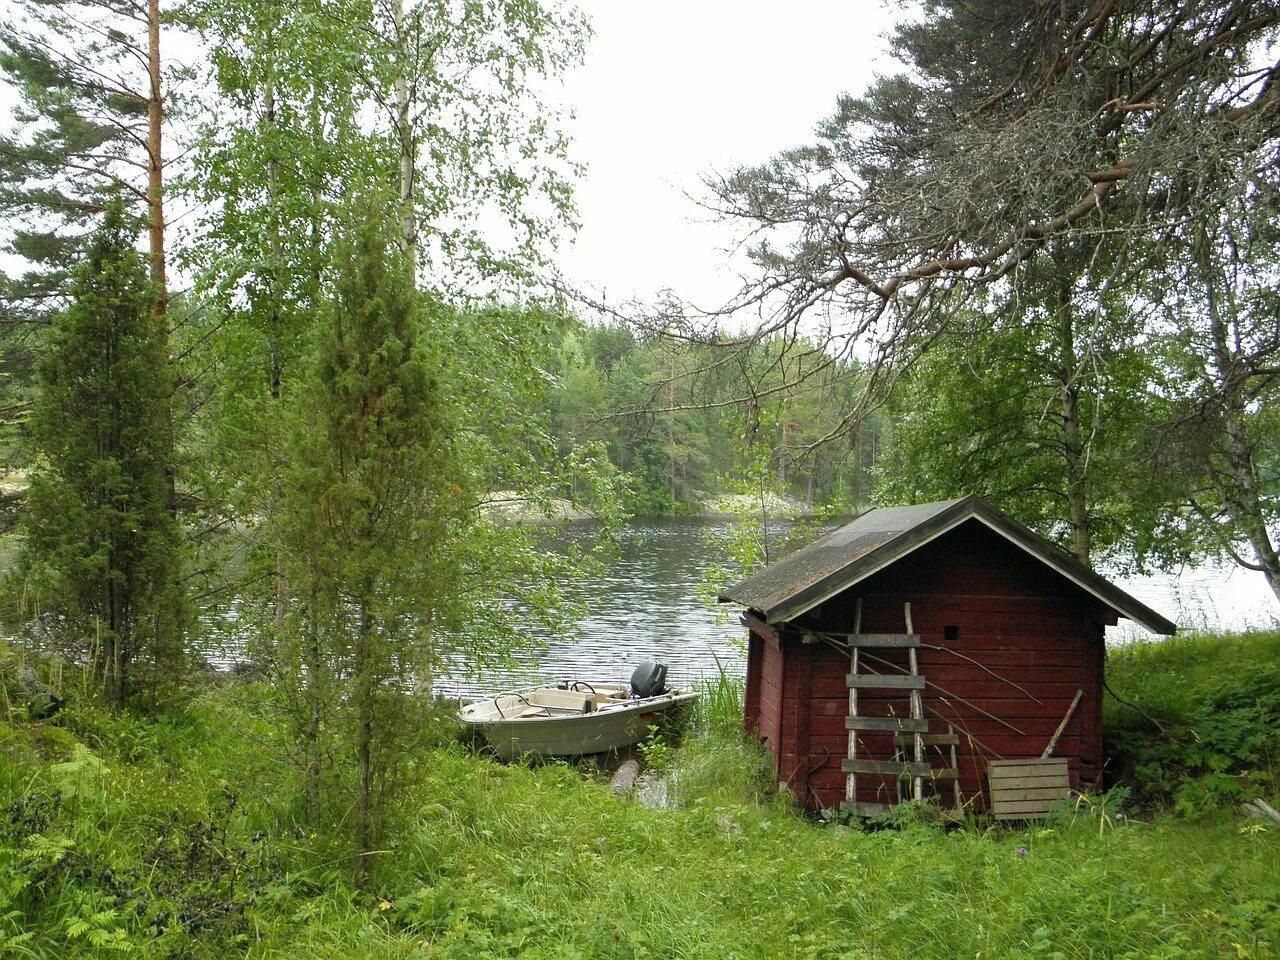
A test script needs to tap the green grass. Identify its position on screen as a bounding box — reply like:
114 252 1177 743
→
1106 630 1280 722
0 635 1278 958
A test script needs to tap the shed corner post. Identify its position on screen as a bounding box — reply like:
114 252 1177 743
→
744 617 762 735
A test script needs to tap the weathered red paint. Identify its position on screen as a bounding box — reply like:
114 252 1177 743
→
741 520 1114 811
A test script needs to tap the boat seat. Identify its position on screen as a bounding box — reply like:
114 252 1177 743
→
525 689 593 714
513 705 550 719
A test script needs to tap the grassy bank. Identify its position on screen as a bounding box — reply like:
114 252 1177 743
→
1105 630 1280 813
0 636 1278 958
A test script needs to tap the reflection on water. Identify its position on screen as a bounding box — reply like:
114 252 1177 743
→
189 517 1279 699
1112 562 1279 639
437 518 1280 699
437 519 751 699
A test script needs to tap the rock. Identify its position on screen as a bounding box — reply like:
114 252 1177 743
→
610 759 641 796
1241 799 1280 824
698 492 810 519
8 660 63 720
633 770 672 810
481 490 593 524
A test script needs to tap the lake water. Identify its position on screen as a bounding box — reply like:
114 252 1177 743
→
434 518 1280 699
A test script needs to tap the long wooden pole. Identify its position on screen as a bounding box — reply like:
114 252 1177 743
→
905 602 924 801
810 630 1026 736
845 598 862 807
1042 689 1084 758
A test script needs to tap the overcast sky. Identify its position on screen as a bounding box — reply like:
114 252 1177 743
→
555 1 902 310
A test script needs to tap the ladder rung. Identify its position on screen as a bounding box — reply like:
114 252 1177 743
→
839 800 894 817
842 760 958 779
847 673 926 690
894 733 961 746
842 633 921 648
846 716 929 732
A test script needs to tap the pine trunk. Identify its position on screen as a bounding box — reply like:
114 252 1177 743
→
146 0 167 317
354 598 375 883
304 582 322 828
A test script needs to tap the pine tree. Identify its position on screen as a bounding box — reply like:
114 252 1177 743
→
14 203 184 707
0 0 176 484
0 0 171 320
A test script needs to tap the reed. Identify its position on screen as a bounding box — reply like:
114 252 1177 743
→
689 656 746 737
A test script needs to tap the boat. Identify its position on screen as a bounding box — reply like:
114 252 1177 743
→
458 660 699 761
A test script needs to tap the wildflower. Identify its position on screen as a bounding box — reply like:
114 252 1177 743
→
1016 846 1028 858
378 900 392 912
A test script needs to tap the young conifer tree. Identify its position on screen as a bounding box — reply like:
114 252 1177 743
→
283 200 464 880
15 202 184 706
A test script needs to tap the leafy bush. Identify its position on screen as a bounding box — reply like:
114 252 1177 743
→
1105 631 1280 814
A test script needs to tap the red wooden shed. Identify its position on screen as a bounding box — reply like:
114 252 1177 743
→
718 496 1176 818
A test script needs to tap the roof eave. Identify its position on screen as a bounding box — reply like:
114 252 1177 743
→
970 503 1177 636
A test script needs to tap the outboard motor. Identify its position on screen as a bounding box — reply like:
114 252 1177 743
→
630 659 667 699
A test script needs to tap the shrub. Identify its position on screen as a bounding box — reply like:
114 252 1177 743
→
1105 631 1280 813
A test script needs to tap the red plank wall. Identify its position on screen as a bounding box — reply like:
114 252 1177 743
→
741 519 1114 812
746 626 785 778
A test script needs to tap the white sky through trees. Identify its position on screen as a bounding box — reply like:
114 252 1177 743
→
555 0 899 309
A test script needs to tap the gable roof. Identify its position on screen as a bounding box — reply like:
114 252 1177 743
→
717 495 1176 635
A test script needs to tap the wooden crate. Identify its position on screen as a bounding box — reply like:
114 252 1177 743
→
986 758 1071 820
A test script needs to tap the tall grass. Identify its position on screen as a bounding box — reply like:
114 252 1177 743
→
689 660 746 737
656 665 777 809
1 636 1278 958
1105 630 1280 812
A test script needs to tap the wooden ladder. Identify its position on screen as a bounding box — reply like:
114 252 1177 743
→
893 725 964 816
842 602 957 819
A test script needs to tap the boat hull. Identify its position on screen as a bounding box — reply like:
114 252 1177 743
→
460 688 698 761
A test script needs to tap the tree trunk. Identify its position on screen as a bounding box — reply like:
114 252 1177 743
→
145 0 179 519
1054 262 1091 566
265 29 288 636
392 0 416 279
146 0 167 317
1218 408 1280 600
1201 249 1280 601
353 598 375 883
304 581 322 828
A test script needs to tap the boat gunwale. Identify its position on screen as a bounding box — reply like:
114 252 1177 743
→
458 686 699 727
